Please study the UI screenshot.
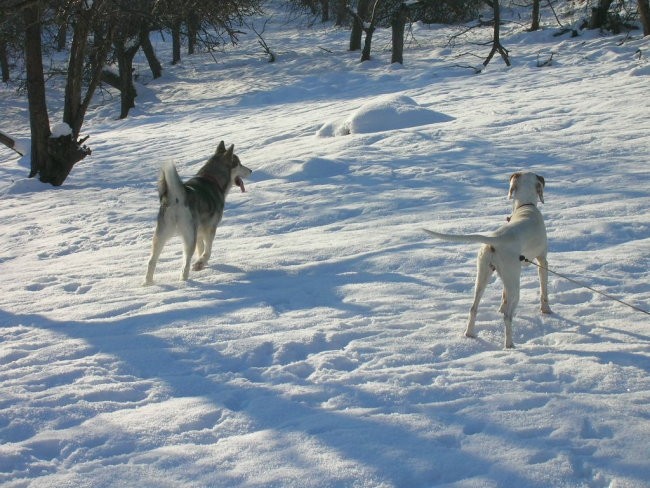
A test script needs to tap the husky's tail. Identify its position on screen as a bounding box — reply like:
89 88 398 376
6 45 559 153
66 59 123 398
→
422 228 499 247
158 162 186 206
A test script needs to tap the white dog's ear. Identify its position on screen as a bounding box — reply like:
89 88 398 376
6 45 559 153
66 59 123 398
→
508 173 521 200
536 175 545 203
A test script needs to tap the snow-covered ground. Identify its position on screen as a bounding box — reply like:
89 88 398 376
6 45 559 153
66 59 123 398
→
1 4 649 487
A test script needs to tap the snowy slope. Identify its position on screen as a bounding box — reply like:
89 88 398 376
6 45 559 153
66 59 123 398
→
1 5 649 488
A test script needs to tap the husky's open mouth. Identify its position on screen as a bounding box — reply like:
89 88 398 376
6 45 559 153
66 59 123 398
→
235 176 246 192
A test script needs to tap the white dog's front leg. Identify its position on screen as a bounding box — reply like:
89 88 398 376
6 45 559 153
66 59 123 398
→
502 290 519 348
504 314 515 349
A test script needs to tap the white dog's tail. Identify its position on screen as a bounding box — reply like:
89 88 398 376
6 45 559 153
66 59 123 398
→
158 162 186 207
422 228 499 247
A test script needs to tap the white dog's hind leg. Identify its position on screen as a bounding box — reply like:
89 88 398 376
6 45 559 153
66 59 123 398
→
498 289 508 314
500 264 521 349
536 255 552 314
465 246 494 339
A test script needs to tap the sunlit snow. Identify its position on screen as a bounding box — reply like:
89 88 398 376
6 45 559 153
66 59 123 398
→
1 4 649 488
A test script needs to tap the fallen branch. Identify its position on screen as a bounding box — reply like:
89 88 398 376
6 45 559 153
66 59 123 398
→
0 131 24 156
537 52 554 67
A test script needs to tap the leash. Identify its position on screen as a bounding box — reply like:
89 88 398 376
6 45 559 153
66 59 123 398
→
519 256 650 316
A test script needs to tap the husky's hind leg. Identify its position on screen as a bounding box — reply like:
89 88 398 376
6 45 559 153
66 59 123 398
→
192 225 217 271
177 211 197 281
144 217 175 285
195 235 205 266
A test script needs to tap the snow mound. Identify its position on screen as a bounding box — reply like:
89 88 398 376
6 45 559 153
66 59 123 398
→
629 64 650 76
0 177 45 196
50 122 73 137
317 94 453 137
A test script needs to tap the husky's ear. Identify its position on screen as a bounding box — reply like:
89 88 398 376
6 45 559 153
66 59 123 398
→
508 172 521 200
216 141 226 154
536 174 545 203
225 144 234 161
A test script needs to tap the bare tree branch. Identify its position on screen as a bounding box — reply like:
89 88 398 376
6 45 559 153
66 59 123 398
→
246 18 276 62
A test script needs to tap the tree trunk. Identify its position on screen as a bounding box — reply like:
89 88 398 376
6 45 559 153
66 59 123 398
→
46 133 92 186
639 0 650 36
23 5 91 186
23 5 51 180
335 0 347 26
589 0 614 29
0 40 9 82
483 0 510 69
140 26 162 78
56 23 67 51
64 7 89 138
187 13 199 55
321 0 330 22
349 0 369 51
63 0 113 138
391 3 409 64
360 24 375 61
171 20 181 64
79 25 113 131
530 0 540 31
114 38 140 119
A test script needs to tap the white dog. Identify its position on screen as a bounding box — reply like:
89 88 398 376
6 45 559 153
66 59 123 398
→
423 172 552 348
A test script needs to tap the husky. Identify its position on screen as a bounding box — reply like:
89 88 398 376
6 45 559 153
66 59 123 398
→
144 141 252 284
423 172 551 349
